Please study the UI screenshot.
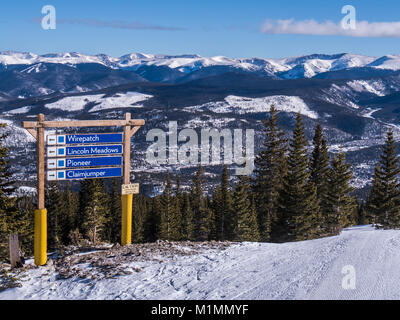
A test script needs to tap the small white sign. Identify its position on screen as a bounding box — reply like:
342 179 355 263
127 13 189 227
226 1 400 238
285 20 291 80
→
122 183 139 195
47 159 57 170
47 135 57 145
47 147 66 158
47 171 57 181
47 147 57 157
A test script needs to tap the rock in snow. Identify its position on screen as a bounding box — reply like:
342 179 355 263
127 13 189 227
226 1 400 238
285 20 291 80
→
1 225 400 300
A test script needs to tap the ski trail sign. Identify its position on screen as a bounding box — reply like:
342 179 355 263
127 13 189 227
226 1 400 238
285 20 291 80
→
22 113 145 266
47 167 123 181
47 133 123 145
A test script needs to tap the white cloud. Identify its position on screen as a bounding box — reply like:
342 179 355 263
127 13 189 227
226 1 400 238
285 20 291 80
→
261 19 400 38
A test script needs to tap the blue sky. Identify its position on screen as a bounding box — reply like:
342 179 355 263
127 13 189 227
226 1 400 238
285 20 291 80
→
1 0 400 58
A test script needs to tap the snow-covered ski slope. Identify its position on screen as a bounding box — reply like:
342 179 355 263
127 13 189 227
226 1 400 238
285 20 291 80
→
1 225 400 300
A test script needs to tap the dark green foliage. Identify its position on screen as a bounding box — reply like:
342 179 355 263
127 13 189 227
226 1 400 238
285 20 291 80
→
233 176 260 242
45 182 64 249
278 114 321 241
309 123 330 221
253 105 287 242
213 165 234 241
146 196 161 242
325 152 355 235
366 130 400 229
132 194 147 243
0 123 29 260
80 180 110 244
190 167 213 241
160 175 174 240
105 178 121 243
182 192 195 241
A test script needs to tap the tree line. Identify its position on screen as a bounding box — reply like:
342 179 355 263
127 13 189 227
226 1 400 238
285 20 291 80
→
0 107 399 261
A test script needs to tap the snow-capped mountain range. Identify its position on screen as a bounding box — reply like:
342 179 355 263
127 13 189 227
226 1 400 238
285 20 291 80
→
1 51 400 80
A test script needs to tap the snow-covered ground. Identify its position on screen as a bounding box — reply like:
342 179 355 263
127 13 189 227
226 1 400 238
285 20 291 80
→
1 225 400 300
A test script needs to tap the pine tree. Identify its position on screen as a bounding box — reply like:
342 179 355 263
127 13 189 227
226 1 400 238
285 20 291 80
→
146 196 161 242
15 193 35 257
104 178 121 243
191 167 212 241
59 182 78 245
169 197 183 241
169 176 184 241
325 152 355 235
160 175 174 240
233 176 260 242
309 123 330 224
365 164 383 226
0 123 21 260
278 114 321 241
182 192 195 241
366 129 400 229
81 179 109 244
45 182 64 250
253 105 287 242
133 195 147 243
213 165 234 241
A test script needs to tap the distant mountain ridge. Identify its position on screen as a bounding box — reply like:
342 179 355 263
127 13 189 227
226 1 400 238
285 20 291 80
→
1 51 400 80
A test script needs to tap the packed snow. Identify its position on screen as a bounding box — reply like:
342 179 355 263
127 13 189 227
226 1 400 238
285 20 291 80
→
4 106 32 115
347 80 386 97
45 92 152 112
2 225 400 300
88 92 153 112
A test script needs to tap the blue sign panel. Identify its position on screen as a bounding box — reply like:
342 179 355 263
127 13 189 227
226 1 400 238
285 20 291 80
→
60 145 123 157
63 133 123 145
57 167 122 180
57 156 122 168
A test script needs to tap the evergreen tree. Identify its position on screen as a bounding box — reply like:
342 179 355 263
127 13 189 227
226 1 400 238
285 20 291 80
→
182 192 195 241
253 105 287 242
45 182 63 250
366 130 400 229
59 182 78 245
104 178 121 243
213 165 234 241
81 179 109 244
146 196 161 242
169 197 183 241
169 176 184 241
233 176 260 242
160 175 174 240
325 152 355 235
0 123 21 260
15 193 35 257
365 164 383 226
133 195 147 243
191 167 212 241
278 114 321 241
309 123 330 221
